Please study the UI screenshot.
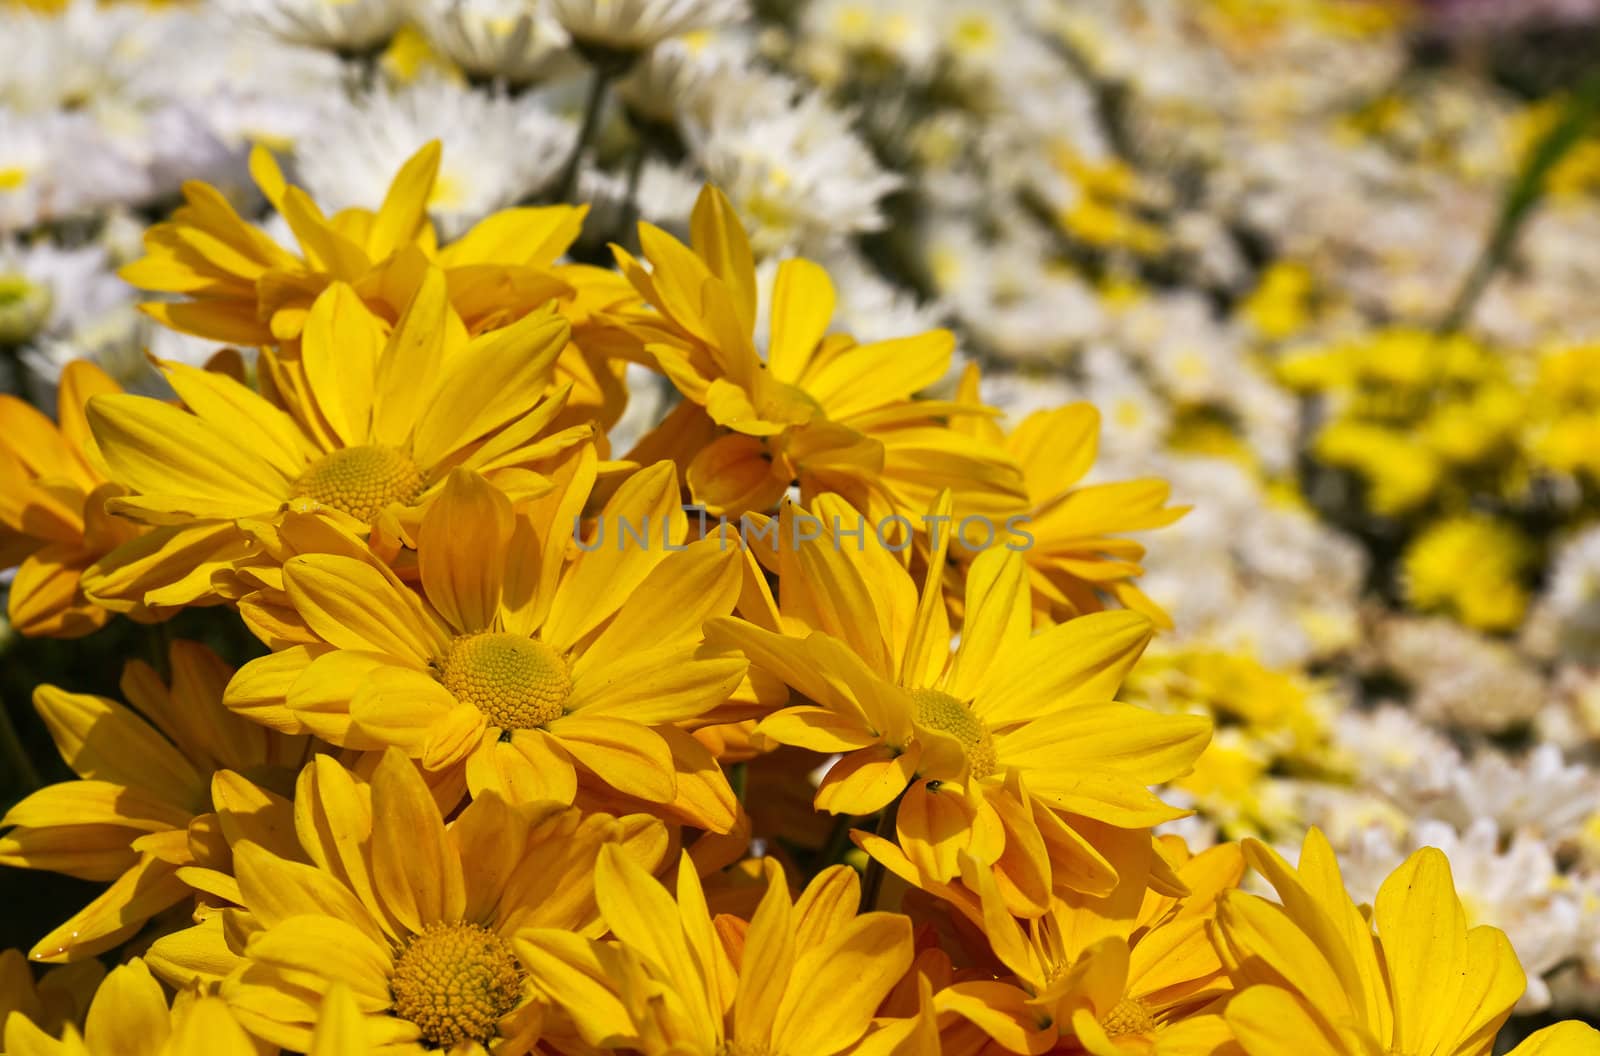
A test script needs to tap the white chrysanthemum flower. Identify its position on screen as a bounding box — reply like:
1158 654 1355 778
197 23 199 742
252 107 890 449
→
0 239 131 352
411 0 575 86
0 109 150 232
1378 616 1547 733
551 0 746 55
613 32 741 127
217 0 405 53
685 70 900 256
29 308 225 398
122 13 343 156
1538 525 1600 663
797 0 941 82
1332 705 1465 814
294 79 576 240
1431 746 1600 845
0 0 145 116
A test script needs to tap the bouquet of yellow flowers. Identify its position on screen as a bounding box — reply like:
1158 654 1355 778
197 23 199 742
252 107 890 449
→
1 142 1595 1056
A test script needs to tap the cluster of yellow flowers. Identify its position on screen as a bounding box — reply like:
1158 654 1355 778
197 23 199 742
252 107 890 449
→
1 146 1596 1056
1277 328 1600 632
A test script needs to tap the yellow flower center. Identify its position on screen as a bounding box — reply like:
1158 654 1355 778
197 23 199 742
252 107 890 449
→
0 273 53 345
1102 996 1156 1038
441 632 571 730
389 921 522 1049
292 445 425 522
720 1044 776 1056
910 688 996 779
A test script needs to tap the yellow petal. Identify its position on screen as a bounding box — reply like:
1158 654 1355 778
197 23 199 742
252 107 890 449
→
234 840 388 947
300 283 385 447
551 716 676 803
367 140 440 261
976 610 1154 725
411 307 570 470
464 730 577 805
1224 985 1351 1056
284 554 447 662
30 686 205 807
368 748 466 932
1374 847 1473 1056
82 960 169 1056
418 468 512 635
542 460 684 651
731 860 794 1048
766 258 834 384
770 911 912 1056
87 394 289 515
1506 1022 1600 1056
371 267 452 448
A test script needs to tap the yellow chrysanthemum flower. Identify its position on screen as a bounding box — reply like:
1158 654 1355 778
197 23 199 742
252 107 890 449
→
1401 514 1531 633
81 270 589 613
0 641 312 962
520 845 919 1056
955 365 1188 627
148 748 669 1053
225 460 748 828
1214 828 1524 1056
2 959 255 1056
119 144 446 347
941 833 1243 1055
609 184 1026 522
706 495 1209 914
0 361 142 637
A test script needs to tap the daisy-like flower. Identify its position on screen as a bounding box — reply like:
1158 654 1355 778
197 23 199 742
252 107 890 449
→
1214 827 1527 1056
81 271 589 612
519 844 916 1056
707 495 1210 913
551 0 747 56
217 0 405 53
121 140 597 347
0 239 132 357
3 959 256 1056
612 184 1026 523
685 70 903 256
224 461 749 827
150 749 670 1053
955 364 1189 628
295 79 577 240
410 0 574 87
0 641 313 962
118 142 440 346
941 833 1244 1056
0 360 144 637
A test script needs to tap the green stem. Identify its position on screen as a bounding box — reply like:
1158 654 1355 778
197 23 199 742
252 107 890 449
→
728 761 747 805
860 798 901 911
1437 72 1600 334
554 63 614 204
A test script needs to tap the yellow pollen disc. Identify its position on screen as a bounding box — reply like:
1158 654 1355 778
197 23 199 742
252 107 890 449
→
1102 996 1157 1038
292 445 424 522
389 921 522 1049
910 688 997 779
441 632 571 730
